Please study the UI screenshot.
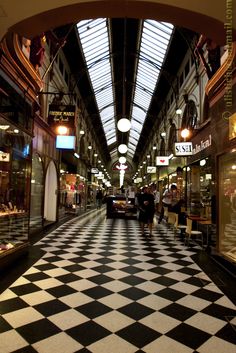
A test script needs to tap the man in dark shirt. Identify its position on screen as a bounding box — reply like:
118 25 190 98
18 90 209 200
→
138 187 155 238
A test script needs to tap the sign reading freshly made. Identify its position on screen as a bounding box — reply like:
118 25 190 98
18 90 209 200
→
48 104 76 128
156 156 169 166
147 166 157 173
174 142 193 156
192 134 211 154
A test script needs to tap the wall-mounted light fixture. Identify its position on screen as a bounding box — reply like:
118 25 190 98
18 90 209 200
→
176 108 182 115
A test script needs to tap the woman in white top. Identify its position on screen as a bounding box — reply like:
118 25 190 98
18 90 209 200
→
158 184 178 223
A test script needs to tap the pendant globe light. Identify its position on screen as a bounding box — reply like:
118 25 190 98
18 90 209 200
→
118 144 128 154
117 118 131 132
119 156 126 164
117 19 131 134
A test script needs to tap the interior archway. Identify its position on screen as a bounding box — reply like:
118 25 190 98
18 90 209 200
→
1 1 234 45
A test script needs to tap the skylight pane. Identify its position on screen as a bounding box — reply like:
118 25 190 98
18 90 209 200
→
128 20 174 158
77 18 116 152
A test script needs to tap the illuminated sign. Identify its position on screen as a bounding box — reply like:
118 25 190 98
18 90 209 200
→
56 135 76 149
91 168 99 174
192 135 211 154
174 142 193 156
48 104 76 129
134 177 142 183
0 152 10 162
147 166 156 173
156 156 169 166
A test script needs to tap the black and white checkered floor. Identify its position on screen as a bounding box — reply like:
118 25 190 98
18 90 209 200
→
0 209 236 353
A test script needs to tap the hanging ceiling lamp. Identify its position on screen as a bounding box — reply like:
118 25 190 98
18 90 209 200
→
117 118 131 132
118 144 128 154
119 156 126 164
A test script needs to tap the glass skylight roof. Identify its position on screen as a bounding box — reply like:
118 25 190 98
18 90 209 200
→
128 20 173 157
77 18 173 161
77 19 116 148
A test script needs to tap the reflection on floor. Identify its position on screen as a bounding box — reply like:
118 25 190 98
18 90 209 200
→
0 209 236 353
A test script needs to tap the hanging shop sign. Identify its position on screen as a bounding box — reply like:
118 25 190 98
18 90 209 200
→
174 142 193 156
91 167 99 174
48 104 76 128
147 166 157 173
134 177 142 183
156 156 169 166
0 152 10 162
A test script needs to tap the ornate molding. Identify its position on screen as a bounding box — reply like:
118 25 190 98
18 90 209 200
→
205 42 236 99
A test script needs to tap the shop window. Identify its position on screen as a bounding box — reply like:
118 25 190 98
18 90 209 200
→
218 151 236 263
0 117 31 254
186 158 212 217
30 153 44 232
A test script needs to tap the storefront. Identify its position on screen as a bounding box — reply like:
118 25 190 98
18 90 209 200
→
185 129 213 218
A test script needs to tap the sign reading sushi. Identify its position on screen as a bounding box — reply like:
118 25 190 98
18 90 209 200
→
174 142 193 156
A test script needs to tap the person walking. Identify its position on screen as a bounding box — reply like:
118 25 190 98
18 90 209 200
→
138 186 155 238
96 189 103 209
158 184 178 223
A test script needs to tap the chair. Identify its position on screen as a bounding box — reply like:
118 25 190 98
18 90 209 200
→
185 218 203 248
163 206 169 221
167 212 176 228
173 213 187 239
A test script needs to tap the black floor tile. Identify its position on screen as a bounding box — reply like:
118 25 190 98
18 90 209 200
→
0 315 12 333
9 283 41 296
155 287 186 301
117 322 161 348
46 284 77 298
192 288 224 302
56 273 82 283
167 323 211 349
66 321 110 346
88 274 113 285
82 286 113 299
160 303 197 321
0 297 28 314
120 275 144 286
118 302 154 320
34 299 70 316
119 287 149 300
16 319 61 344
215 323 236 344
152 276 178 287
75 301 112 319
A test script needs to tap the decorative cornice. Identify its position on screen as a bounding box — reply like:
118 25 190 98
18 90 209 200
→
205 42 236 98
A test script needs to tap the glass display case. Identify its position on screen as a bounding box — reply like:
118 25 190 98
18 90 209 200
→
218 151 236 263
0 116 31 259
